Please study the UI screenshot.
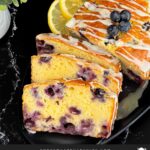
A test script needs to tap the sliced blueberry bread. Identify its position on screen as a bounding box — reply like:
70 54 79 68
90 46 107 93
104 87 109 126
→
36 33 121 73
66 0 150 81
31 54 122 95
22 79 118 138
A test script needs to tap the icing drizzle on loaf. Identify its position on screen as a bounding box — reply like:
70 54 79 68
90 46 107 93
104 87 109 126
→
66 0 150 77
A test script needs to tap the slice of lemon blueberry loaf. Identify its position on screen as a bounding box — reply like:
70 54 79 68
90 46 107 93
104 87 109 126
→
31 54 122 95
66 0 150 81
22 79 118 138
36 33 121 72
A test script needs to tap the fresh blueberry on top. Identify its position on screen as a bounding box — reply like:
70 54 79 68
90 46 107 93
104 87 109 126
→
118 21 131 32
120 10 131 21
110 11 121 22
107 25 119 37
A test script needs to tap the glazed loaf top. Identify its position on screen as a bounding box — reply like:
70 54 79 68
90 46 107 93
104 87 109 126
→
66 0 150 80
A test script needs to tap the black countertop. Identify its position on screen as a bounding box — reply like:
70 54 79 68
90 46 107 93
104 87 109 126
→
0 6 149 145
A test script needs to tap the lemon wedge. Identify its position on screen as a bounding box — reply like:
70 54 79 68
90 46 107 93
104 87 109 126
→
59 0 85 19
48 0 69 34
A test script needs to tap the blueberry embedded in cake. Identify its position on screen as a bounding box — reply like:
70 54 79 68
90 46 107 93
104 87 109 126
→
91 88 106 102
22 80 118 138
39 56 52 63
77 65 97 81
36 39 55 54
31 54 122 95
36 33 121 73
44 83 65 99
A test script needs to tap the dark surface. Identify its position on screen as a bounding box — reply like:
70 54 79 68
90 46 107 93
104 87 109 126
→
0 1 149 144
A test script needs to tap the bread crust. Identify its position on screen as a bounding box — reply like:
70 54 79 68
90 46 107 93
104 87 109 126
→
36 33 121 72
31 54 122 94
23 79 118 138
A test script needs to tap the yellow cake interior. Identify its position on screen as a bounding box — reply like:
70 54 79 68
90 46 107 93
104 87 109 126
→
23 80 117 138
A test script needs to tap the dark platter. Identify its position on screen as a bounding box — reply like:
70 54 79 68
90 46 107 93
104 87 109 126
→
12 0 150 144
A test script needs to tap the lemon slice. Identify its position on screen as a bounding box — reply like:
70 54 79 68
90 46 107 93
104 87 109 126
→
59 0 85 19
48 0 69 34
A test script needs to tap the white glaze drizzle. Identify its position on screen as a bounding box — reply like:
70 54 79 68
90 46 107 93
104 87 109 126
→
44 33 118 64
79 29 105 41
116 40 150 52
106 0 150 17
131 0 147 11
117 47 150 72
66 1 150 75
67 1 150 41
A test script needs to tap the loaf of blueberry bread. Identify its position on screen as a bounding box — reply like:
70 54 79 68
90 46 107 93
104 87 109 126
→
66 0 150 81
36 33 121 73
22 79 118 138
31 54 122 95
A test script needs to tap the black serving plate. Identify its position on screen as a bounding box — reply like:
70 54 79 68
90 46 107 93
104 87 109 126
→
13 0 150 144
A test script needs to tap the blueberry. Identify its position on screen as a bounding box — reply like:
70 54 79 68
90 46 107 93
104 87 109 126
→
118 21 131 32
45 86 55 97
24 111 40 128
46 116 52 122
94 88 105 99
91 88 106 102
36 101 44 107
63 123 75 129
36 40 45 46
39 56 51 63
110 11 121 22
77 67 97 81
36 39 55 54
69 107 81 115
102 124 108 129
120 10 131 21
107 25 119 37
103 78 109 86
31 88 39 98
104 71 109 76
45 44 54 51
79 119 94 133
98 123 109 137
81 119 93 129
60 116 67 125
24 118 35 128
45 83 65 99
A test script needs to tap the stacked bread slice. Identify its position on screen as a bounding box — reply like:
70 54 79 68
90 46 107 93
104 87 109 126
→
31 54 122 94
22 33 123 138
23 80 118 138
36 33 121 72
